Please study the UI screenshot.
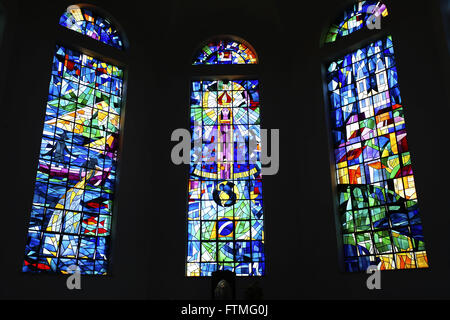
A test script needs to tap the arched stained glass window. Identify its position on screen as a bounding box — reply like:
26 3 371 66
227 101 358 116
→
193 39 257 65
324 2 428 272
23 6 126 275
325 1 388 43
60 5 124 49
187 38 264 277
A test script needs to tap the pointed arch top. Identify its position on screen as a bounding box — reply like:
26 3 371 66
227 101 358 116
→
59 4 126 50
193 36 258 65
325 1 388 44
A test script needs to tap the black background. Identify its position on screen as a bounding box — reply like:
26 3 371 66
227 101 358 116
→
0 0 449 299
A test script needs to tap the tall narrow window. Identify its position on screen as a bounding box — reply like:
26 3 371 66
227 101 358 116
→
186 38 265 277
324 1 428 272
23 6 126 275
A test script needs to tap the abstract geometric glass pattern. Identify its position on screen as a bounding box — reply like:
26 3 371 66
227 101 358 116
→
193 40 257 65
60 6 123 49
186 80 264 276
23 45 124 274
325 1 388 43
327 35 428 272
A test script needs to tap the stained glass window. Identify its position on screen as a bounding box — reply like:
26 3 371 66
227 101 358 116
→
23 45 124 274
186 80 265 276
60 6 124 49
325 1 388 43
193 40 257 65
326 35 428 272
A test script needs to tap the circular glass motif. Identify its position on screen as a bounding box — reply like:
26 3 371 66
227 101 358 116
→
218 218 234 237
213 181 239 207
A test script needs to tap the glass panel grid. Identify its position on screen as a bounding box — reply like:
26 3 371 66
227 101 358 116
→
23 45 124 275
327 35 428 272
187 80 264 277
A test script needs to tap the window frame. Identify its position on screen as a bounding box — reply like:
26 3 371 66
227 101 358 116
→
185 35 267 277
22 4 129 276
320 2 428 273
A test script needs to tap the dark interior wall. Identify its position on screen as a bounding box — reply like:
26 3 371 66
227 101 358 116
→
441 0 450 51
0 0 449 300
0 2 4 45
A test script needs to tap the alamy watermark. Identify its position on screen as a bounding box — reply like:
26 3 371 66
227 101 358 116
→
66 264 82 290
171 128 279 176
366 4 384 30
366 265 381 290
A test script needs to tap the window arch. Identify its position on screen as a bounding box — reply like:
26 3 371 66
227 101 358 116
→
322 1 428 272
325 1 388 43
59 5 124 49
193 38 258 65
186 36 265 277
22 5 127 275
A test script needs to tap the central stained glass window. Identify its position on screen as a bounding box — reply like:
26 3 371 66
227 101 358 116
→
186 79 265 276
